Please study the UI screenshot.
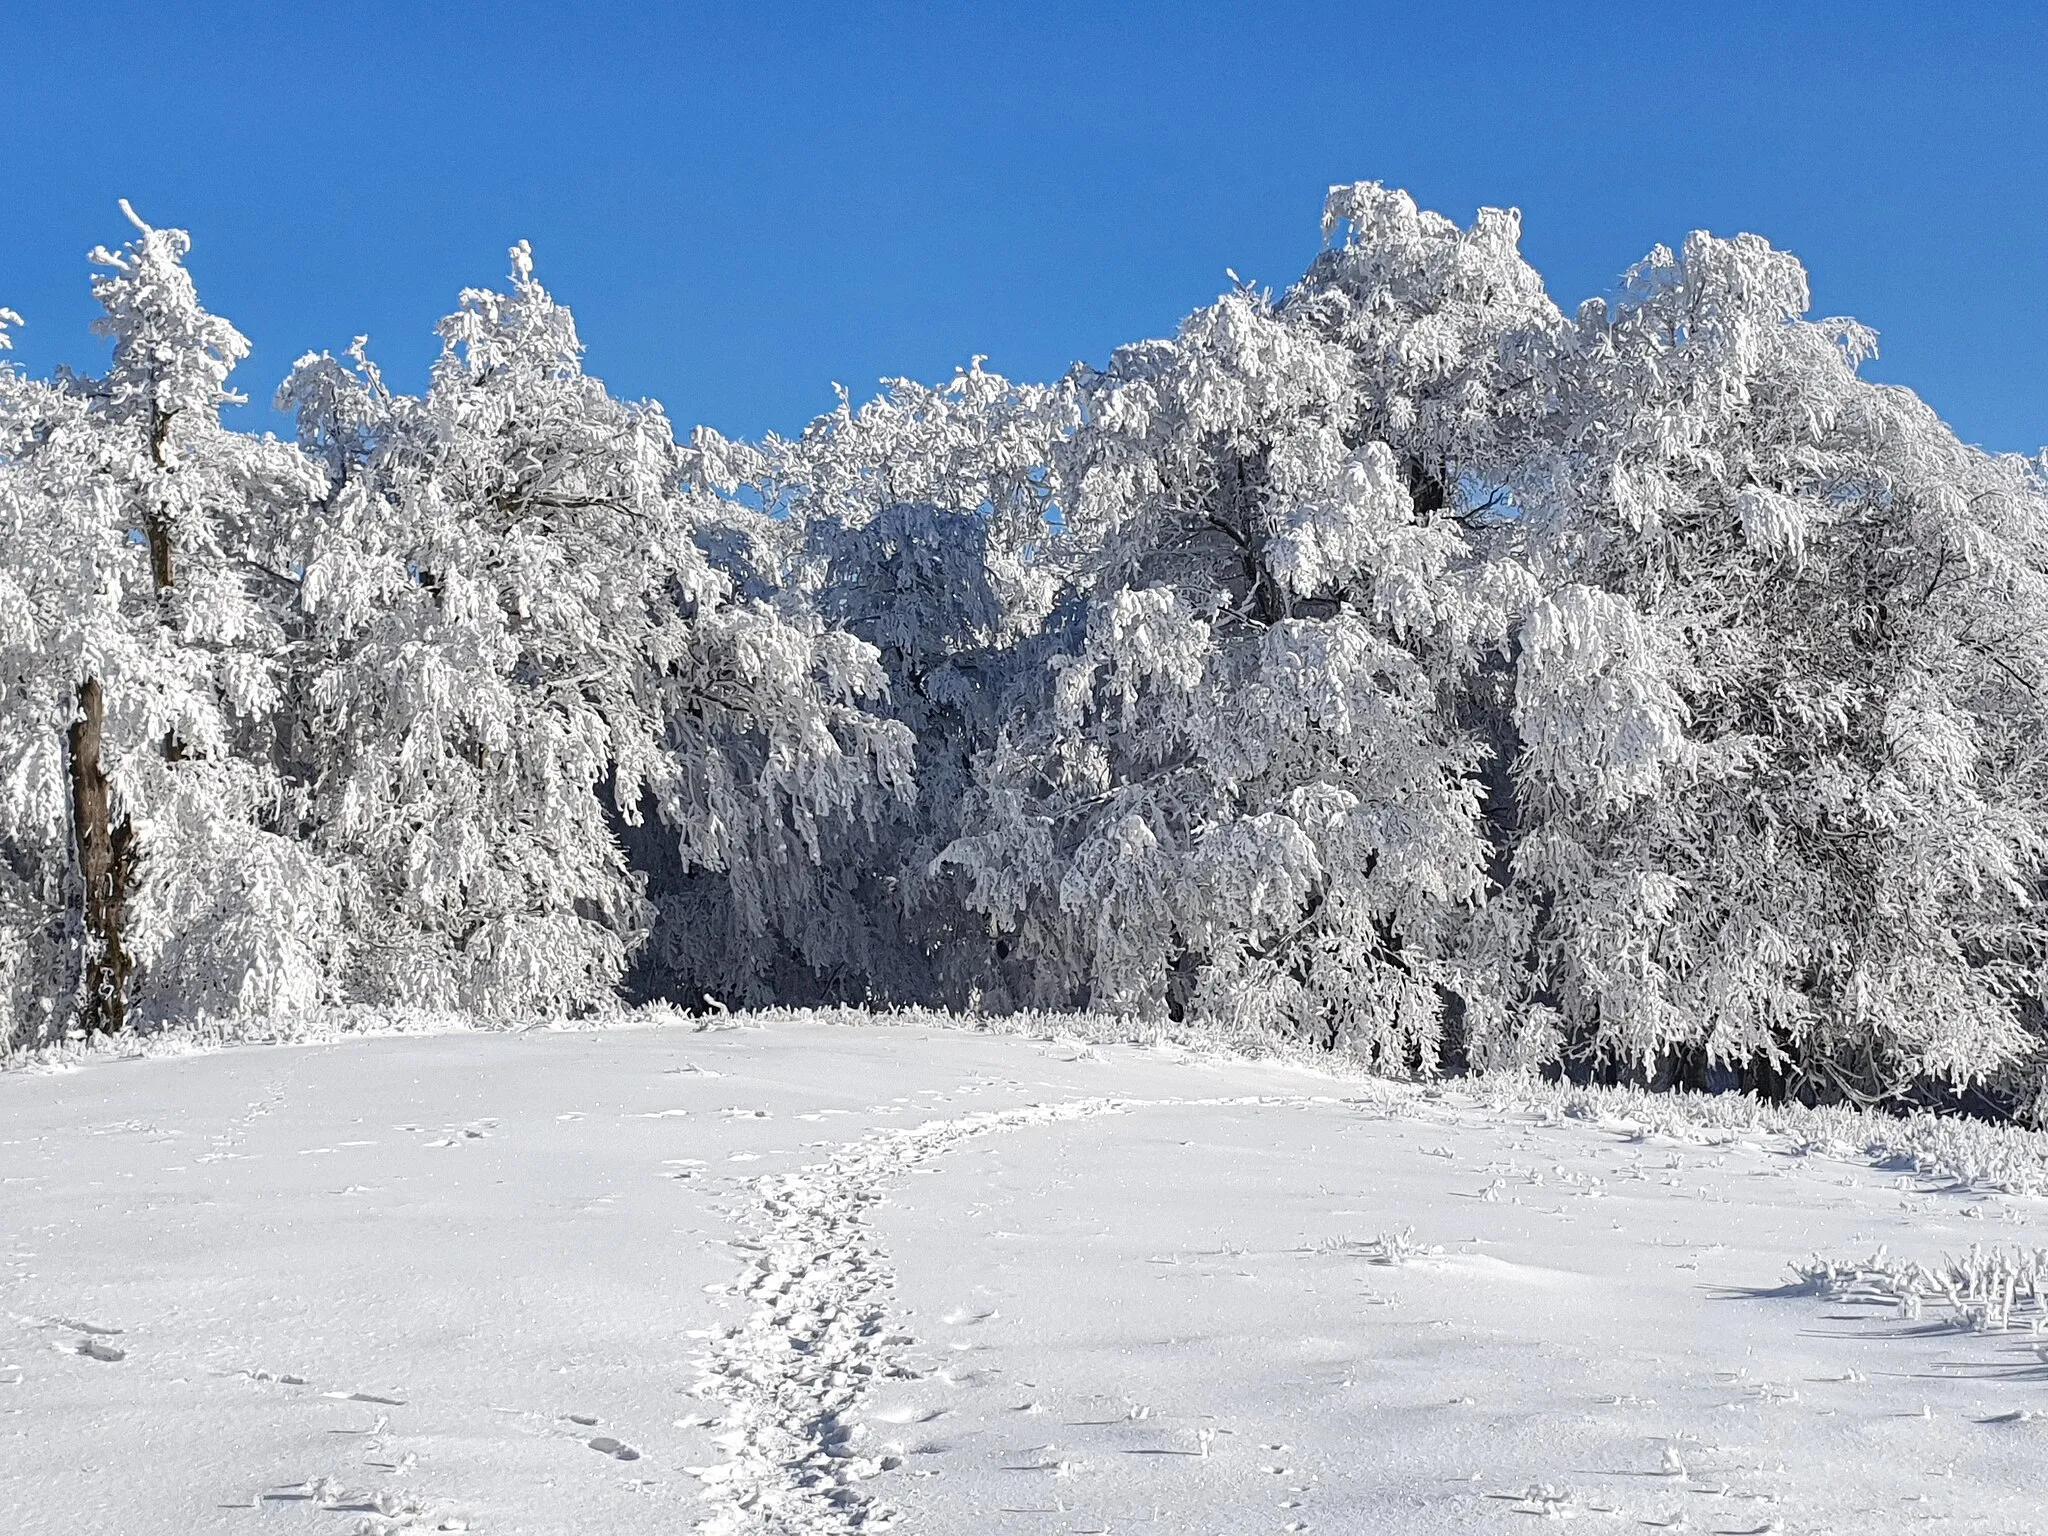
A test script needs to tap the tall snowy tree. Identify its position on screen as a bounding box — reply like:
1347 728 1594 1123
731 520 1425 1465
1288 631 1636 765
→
0 309 76 1038
1502 230 2048 1107
940 186 1553 1068
283 245 912 1016
0 207 339 1042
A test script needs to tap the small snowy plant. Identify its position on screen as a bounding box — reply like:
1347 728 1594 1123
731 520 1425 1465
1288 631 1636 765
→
1794 1245 2048 1333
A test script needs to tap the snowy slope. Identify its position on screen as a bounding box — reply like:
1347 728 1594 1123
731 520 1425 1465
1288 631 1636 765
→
3 1014 2045 1535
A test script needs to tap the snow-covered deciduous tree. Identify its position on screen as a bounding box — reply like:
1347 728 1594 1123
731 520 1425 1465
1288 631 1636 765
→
0 310 77 1039
686 362 1076 1006
283 245 912 1017
941 186 1552 1069
4 186 2042 1122
1504 230 2048 1106
0 208 339 1043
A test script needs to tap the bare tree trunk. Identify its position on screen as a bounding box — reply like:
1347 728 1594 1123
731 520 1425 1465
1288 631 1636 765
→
68 677 134 1034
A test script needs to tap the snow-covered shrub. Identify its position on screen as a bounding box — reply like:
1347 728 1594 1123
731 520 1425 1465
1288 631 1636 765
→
1792 1245 2048 1333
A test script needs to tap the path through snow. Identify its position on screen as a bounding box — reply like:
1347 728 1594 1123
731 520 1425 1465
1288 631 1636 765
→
3 1016 2045 1534
690 1096 1140 1532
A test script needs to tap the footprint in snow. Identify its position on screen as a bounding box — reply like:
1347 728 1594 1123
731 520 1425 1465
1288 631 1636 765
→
49 1319 126 1360
870 1403 950 1425
587 1436 641 1461
48 1315 122 1336
425 1120 496 1146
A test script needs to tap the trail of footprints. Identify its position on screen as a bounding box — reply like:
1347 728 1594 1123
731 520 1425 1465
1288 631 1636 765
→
685 1090 1333 1535
687 1091 2048 1535
685 1096 1150 1533
31 1067 1048 1534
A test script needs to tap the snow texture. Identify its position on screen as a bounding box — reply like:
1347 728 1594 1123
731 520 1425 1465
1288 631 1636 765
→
6 1011 2048 1533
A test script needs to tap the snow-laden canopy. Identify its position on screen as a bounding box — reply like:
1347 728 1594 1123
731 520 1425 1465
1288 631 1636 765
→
2 186 2043 1118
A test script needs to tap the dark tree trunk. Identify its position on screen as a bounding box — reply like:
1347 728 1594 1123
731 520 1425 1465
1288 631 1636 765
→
145 407 187 764
145 408 176 593
68 677 134 1034
145 516 174 594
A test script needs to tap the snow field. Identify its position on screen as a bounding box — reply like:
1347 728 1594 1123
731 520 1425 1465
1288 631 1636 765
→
3 1014 2046 1534
876 1086 2048 1532
0 1017 1313 1532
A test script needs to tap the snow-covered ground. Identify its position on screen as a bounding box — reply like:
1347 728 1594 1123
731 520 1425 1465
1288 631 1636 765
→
4 1013 2046 1534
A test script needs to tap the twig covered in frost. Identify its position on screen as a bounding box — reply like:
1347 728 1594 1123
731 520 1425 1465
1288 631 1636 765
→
1791 1245 2048 1333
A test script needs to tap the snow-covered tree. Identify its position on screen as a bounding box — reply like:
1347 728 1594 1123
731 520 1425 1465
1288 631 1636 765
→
686 362 1075 1006
0 207 339 1043
283 245 912 1016
3 186 2040 1122
1503 230 2048 1106
0 312 78 1039
940 186 1553 1068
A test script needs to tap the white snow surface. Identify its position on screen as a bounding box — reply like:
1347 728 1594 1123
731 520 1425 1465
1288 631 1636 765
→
4 1012 2048 1534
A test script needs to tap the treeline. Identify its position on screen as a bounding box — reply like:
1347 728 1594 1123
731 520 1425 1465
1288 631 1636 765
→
3 189 2045 1117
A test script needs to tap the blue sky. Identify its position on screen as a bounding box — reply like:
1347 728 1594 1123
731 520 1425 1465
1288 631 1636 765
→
4 2 2043 452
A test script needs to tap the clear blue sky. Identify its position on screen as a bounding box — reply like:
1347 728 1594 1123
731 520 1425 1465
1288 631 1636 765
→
4 2 2043 452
